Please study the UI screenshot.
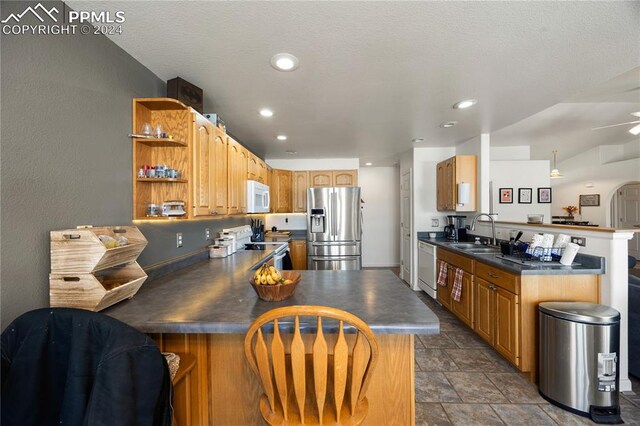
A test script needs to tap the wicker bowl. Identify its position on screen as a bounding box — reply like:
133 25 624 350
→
249 271 302 302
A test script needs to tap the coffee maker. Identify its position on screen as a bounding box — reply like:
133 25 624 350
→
444 215 467 241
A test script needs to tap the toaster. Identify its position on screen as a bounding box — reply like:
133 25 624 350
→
162 200 186 217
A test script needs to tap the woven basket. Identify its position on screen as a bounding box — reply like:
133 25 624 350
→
162 352 181 381
249 271 301 302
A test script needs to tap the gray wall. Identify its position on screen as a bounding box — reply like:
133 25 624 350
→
0 1 249 328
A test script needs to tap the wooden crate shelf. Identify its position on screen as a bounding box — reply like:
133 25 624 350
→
51 226 147 274
50 263 147 312
50 226 148 312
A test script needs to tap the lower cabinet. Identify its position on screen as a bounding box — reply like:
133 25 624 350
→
450 267 474 328
289 240 307 270
474 278 520 366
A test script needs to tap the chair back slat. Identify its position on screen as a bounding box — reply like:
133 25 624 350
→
255 328 276 412
291 316 306 423
333 320 349 419
312 317 328 424
244 305 379 425
271 319 288 421
350 332 368 415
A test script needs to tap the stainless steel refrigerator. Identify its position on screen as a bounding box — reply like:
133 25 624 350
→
307 187 362 270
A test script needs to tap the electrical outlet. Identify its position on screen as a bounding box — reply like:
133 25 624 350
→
176 233 183 248
431 218 439 227
205 228 210 240
571 236 586 247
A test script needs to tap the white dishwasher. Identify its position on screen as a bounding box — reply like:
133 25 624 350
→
418 241 437 299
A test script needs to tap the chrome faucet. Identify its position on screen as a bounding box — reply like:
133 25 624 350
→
471 213 497 246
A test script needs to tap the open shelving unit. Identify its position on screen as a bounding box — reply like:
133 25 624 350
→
132 98 192 220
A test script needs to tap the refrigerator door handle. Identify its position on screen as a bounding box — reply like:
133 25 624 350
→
311 242 358 246
331 190 337 239
311 256 359 261
335 190 341 238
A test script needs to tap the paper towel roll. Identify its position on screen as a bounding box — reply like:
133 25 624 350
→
559 243 580 265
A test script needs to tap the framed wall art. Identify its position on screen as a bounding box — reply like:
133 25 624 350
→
499 188 513 204
579 194 600 207
538 187 552 203
518 188 532 204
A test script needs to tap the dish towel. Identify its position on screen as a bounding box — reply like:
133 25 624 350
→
451 267 464 302
437 260 448 286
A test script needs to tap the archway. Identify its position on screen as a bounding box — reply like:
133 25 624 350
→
610 181 640 258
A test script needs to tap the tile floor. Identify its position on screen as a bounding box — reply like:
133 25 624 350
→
412 290 640 425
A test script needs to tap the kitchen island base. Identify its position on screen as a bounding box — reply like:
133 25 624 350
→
153 333 416 425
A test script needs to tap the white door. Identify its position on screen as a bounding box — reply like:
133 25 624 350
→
617 183 640 258
400 170 412 284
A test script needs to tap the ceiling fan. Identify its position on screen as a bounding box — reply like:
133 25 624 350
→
592 112 640 135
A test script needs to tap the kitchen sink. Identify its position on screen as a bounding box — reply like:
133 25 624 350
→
449 243 477 249
449 243 500 254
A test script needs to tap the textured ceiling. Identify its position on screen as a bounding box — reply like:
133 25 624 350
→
68 1 640 164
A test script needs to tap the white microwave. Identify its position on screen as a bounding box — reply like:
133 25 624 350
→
247 180 270 213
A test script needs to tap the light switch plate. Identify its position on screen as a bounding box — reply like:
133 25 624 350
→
431 218 439 227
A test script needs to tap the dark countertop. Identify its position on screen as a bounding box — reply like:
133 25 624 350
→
417 235 605 276
103 247 439 335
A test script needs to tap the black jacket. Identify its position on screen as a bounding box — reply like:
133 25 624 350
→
1 308 172 426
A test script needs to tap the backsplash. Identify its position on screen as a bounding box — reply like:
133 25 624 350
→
264 213 307 230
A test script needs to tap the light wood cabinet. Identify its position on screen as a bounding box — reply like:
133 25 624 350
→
436 155 476 212
257 159 268 184
212 128 228 215
474 278 494 344
293 171 309 212
289 240 307 270
247 152 259 182
437 248 474 328
333 170 358 186
272 169 292 213
192 114 215 217
309 171 333 187
238 146 249 214
309 170 358 188
227 137 242 214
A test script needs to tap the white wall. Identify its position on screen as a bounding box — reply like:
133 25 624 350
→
490 145 531 161
551 142 640 226
360 166 400 267
266 158 359 170
413 147 456 232
490 160 551 223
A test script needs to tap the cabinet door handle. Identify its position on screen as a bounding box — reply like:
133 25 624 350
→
487 272 499 279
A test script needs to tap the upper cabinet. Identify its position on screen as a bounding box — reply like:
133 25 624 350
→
436 155 477 212
192 114 215 217
272 170 293 213
333 170 358 186
309 171 333 187
309 170 358 188
227 137 248 214
293 171 309 212
212 127 228 215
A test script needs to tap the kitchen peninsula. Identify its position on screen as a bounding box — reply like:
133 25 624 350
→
104 245 438 425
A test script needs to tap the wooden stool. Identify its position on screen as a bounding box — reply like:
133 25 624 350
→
244 305 379 425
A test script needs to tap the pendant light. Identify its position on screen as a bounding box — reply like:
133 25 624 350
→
550 150 564 179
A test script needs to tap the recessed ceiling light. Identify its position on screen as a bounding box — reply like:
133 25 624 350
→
452 99 477 109
440 121 458 128
411 138 424 143
285 150 297 155
365 162 373 166
259 109 274 117
270 53 299 72
276 135 287 141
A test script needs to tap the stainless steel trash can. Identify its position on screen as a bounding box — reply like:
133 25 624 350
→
539 302 622 424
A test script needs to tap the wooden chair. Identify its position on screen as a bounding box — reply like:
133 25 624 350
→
244 305 379 425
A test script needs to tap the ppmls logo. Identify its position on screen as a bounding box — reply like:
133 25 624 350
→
1 3 59 24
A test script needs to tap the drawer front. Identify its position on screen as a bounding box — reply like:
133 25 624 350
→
476 262 518 294
437 248 474 273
